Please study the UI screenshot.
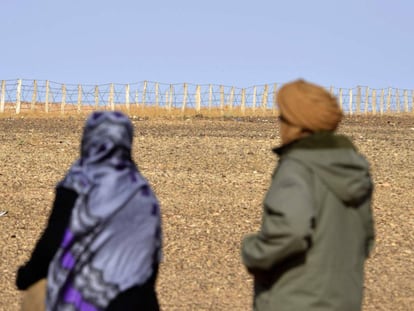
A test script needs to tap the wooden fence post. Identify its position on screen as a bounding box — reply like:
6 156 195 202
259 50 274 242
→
228 86 234 112
261 84 268 113
142 81 147 107
195 85 201 113
45 80 50 113
61 84 66 114
329 86 334 96
182 83 188 114
109 83 114 111
338 88 343 110
77 84 82 113
386 88 392 113
272 83 278 115
356 86 361 114
253 86 257 112
241 88 246 115
169 84 174 109
208 84 213 111
364 87 369 114
403 89 408 113
395 89 400 113
219 85 224 114
0 80 5 113
412 90 414 113
94 86 99 109
165 90 170 111
155 83 159 110
348 89 353 115
380 89 385 115
372 89 377 114
125 84 130 112
134 90 139 107
16 79 22 114
31 80 37 111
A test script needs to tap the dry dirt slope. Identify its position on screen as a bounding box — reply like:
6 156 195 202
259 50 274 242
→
0 115 413 310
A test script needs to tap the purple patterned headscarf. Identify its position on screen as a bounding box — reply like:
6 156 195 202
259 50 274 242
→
46 111 162 311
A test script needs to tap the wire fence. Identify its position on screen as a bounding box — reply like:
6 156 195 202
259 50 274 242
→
1 79 413 115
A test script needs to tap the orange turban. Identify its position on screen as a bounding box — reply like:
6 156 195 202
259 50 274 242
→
277 79 343 145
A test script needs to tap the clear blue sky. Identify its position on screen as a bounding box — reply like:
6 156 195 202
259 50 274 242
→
1 0 413 89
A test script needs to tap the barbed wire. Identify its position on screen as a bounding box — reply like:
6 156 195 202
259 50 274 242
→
1 79 413 113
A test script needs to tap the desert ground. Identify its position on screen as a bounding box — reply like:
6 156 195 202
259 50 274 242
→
0 114 413 310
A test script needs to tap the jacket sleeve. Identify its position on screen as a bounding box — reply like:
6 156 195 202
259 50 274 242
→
361 197 375 258
16 187 78 290
242 158 315 271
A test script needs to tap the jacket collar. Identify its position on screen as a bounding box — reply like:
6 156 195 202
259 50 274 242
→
273 131 356 156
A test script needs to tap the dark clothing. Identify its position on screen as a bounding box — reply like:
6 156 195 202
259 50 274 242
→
107 264 160 311
16 187 160 310
242 132 375 311
16 187 77 290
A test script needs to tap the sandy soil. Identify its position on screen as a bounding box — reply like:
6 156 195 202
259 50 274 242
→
0 115 413 310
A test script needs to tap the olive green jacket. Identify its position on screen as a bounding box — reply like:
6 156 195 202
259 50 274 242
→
242 132 375 311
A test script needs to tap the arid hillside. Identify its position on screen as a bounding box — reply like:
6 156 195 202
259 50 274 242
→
0 115 413 310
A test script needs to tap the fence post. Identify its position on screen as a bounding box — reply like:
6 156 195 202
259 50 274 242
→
165 90 170 111
31 80 37 111
272 83 278 115
77 84 82 113
412 90 414 113
45 80 50 113
208 84 213 111
134 90 139 107
195 85 201 113
348 89 353 115
261 84 268 113
16 79 22 114
403 89 408 113
241 88 246 116
395 89 400 113
329 86 334 96
94 86 99 110
380 89 385 115
338 88 343 110
61 84 66 114
364 87 369 114
228 86 234 112
356 86 361 114
142 81 147 107
386 88 392 113
155 83 159 110
169 84 174 109
0 80 5 113
182 83 188 114
109 83 114 111
253 86 257 112
125 84 130 112
372 89 376 114
219 85 224 114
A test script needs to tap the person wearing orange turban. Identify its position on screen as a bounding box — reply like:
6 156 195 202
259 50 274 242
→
242 79 375 311
277 79 343 145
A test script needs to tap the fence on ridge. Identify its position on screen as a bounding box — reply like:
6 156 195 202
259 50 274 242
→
1 79 413 115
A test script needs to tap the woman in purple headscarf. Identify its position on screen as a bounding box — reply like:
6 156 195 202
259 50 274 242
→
16 111 162 310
